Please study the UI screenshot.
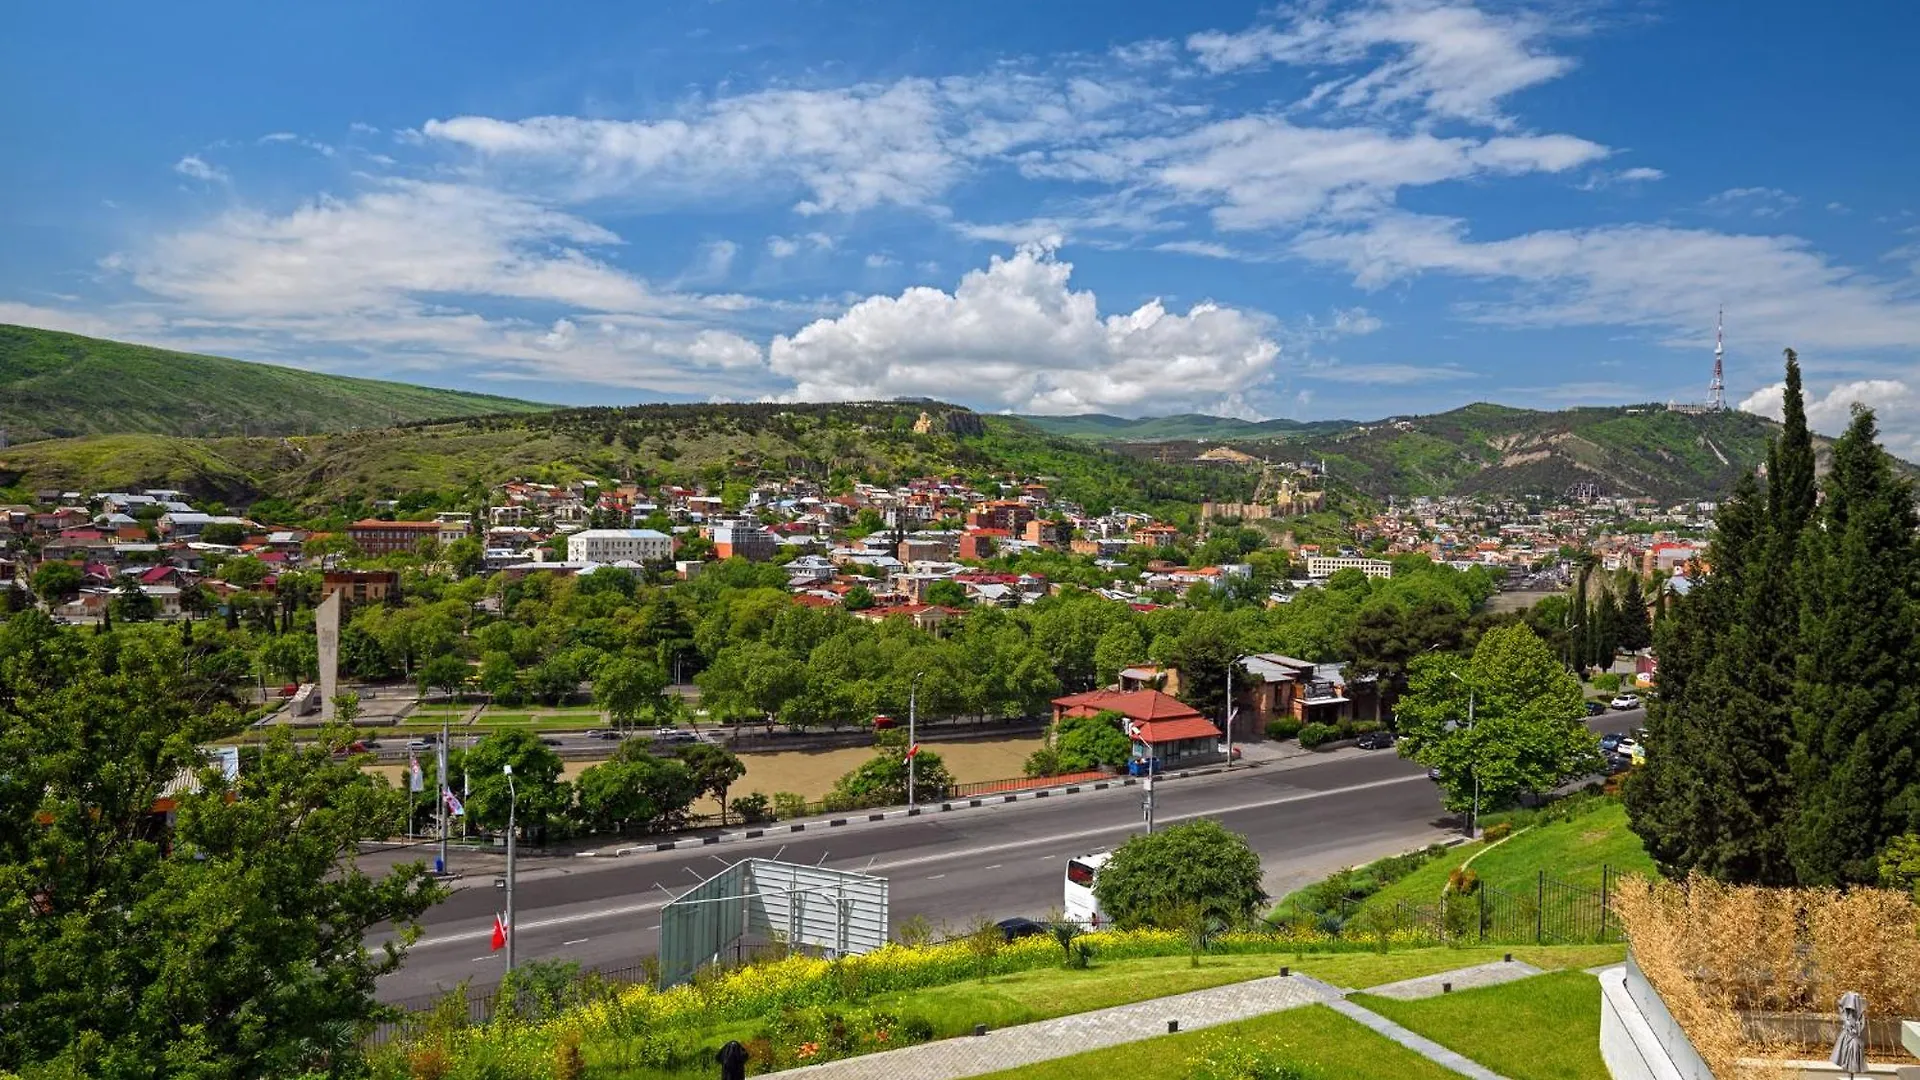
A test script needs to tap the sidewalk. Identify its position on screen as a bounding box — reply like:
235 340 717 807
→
777 958 1537 1080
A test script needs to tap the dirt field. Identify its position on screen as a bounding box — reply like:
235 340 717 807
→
365 736 1046 814
1484 587 1563 614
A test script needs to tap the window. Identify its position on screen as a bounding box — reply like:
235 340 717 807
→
1066 860 1097 887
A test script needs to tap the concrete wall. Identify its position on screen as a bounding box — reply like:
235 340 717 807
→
1599 955 1712 1080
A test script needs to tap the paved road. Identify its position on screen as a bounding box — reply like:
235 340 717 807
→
372 709 1645 1003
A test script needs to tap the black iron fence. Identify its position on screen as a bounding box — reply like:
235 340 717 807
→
1333 864 1625 947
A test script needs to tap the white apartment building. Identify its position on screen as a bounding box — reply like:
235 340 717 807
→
566 528 674 564
1305 555 1394 580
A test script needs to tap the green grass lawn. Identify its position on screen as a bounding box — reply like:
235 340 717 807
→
574 946 1617 1080
965 1004 1465 1080
1352 970 1608 1080
1358 800 1655 915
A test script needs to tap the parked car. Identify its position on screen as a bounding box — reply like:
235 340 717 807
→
1426 765 1443 781
1355 730 1396 750
1598 732 1625 754
871 715 897 730
1585 701 1607 716
1604 752 1634 775
1609 693 1642 710
995 917 1049 942
1615 737 1640 757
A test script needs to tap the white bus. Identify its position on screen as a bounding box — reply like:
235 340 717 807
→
1062 852 1113 929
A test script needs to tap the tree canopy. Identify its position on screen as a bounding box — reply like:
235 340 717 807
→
1092 819 1267 927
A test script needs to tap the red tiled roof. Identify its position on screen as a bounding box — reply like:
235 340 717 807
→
1130 716 1224 744
1052 688 1202 724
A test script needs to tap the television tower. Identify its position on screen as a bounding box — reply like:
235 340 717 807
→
1706 307 1727 411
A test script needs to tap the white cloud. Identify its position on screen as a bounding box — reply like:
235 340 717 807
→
765 232 834 258
863 253 897 269
1740 378 1920 453
1303 360 1473 383
1045 115 1605 231
691 239 738 281
1704 186 1800 218
1188 0 1576 127
173 155 228 183
1580 165 1665 190
1618 167 1665 182
1292 211 1920 355
422 74 1152 216
767 242 1281 415
766 236 800 258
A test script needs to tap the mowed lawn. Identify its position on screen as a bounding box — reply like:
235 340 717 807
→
1352 970 1609 1080
1286 944 1623 990
967 1004 1464 1080
1360 801 1656 913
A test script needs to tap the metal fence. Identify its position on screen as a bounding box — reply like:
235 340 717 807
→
1332 864 1624 946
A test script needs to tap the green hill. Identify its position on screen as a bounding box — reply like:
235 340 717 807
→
1020 412 1355 441
0 325 552 442
1091 402 1797 501
0 403 1257 513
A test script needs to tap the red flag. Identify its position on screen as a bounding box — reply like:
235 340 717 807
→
903 743 921 764
490 913 507 951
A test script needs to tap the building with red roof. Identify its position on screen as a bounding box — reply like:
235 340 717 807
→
1050 688 1223 769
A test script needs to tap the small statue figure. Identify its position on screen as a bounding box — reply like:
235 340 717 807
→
1829 991 1866 1077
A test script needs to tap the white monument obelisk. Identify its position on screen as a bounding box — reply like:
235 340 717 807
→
316 590 341 721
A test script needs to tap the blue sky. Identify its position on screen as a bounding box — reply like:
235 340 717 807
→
4 1 1918 446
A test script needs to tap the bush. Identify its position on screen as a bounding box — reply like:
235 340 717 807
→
732 792 772 823
772 792 809 820
1350 719 1384 735
1023 745 1062 778
1264 717 1302 741
1297 722 1342 749
1481 821 1512 842
1591 672 1622 692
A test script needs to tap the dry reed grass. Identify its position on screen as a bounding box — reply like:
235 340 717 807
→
1613 874 1920 1079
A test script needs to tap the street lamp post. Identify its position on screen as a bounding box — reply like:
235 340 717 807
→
503 764 517 974
1447 671 1479 840
908 671 924 808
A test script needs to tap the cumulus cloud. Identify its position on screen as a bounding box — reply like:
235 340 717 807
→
767 243 1281 415
1740 378 1920 454
1187 0 1575 127
173 155 228 183
1704 187 1800 218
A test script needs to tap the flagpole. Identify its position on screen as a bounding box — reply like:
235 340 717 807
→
504 764 517 975
437 719 449 875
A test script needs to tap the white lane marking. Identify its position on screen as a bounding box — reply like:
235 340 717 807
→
405 773 1427 950
562 938 589 946
470 956 494 962
983 864 1001 870
927 873 946 880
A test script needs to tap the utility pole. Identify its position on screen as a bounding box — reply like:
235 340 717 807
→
1224 659 1235 764
503 764 517 974
1142 772 1155 834
1447 670 1479 840
908 671 923 808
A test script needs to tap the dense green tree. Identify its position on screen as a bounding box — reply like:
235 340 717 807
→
29 560 82 604
218 555 268 589
1616 574 1651 652
1093 820 1266 928
1092 620 1149 688
416 652 471 698
675 742 747 822
575 751 698 833
110 579 158 623
1053 710 1134 771
924 579 970 608
1341 596 1467 708
477 649 521 703
842 584 875 611
1396 624 1596 815
1789 405 1920 884
594 652 668 731
1164 613 1245 723
0 622 440 1078
460 728 569 833
830 743 954 807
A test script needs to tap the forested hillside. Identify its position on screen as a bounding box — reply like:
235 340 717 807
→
0 402 1255 515
0 324 549 441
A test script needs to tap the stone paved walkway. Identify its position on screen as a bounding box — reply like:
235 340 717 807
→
779 971 1335 1080
1359 959 1544 1001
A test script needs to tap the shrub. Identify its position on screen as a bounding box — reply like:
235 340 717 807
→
1297 722 1342 749
1350 719 1383 735
732 792 772 823
1264 717 1302 741
1023 745 1062 778
1591 672 1622 692
1189 1040 1309 1080
771 792 809 820
1481 821 1512 842
1446 868 1480 895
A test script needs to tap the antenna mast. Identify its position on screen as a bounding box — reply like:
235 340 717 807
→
1707 307 1726 411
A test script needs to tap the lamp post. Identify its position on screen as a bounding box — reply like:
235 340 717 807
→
503 764 517 974
1446 670 1479 840
908 671 924 808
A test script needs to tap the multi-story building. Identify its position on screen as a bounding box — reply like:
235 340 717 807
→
711 524 776 562
566 528 674 564
1304 555 1394 580
965 500 1035 533
321 569 399 605
346 519 444 556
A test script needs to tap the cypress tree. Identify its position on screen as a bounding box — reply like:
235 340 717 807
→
1627 469 1762 876
1618 574 1651 652
1789 406 1920 883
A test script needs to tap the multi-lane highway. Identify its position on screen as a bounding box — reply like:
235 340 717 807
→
373 707 1643 1003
